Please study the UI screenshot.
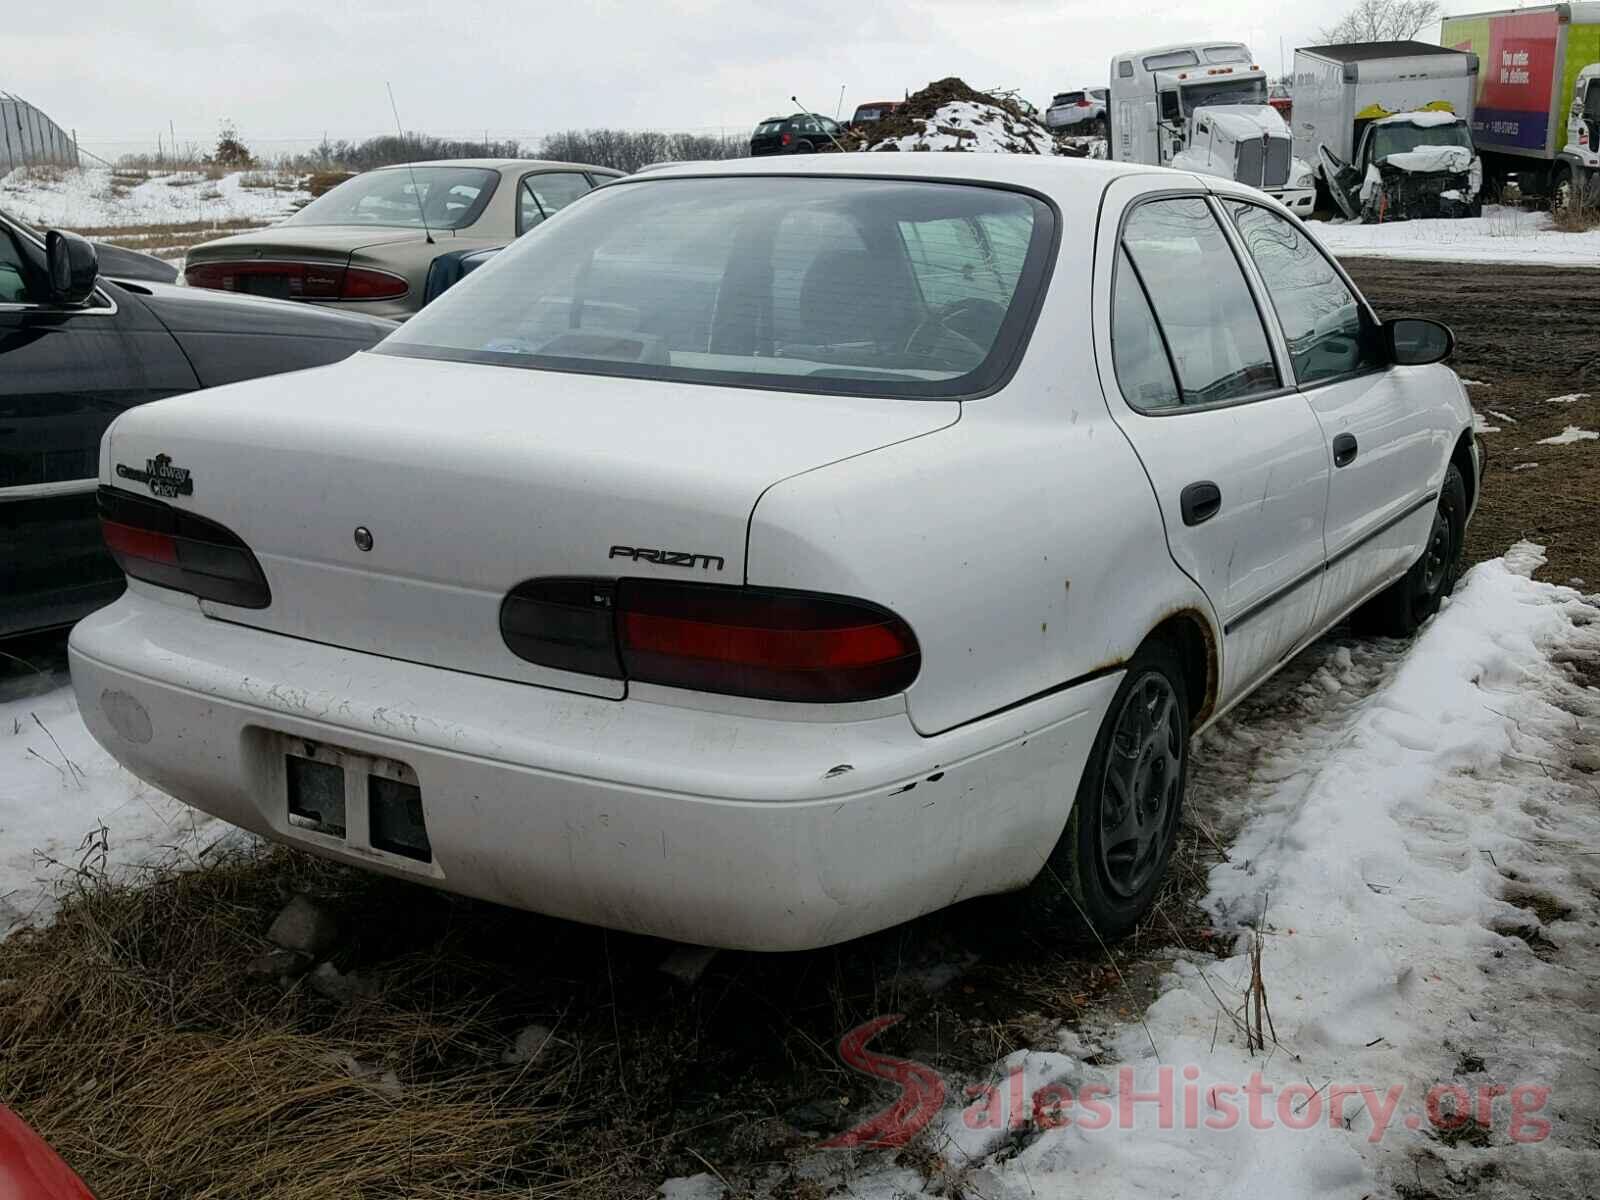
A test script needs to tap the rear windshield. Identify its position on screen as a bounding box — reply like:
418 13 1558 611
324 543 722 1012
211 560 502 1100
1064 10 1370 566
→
284 166 499 230
1052 91 1087 105
852 107 884 122
379 176 1054 399
754 121 784 135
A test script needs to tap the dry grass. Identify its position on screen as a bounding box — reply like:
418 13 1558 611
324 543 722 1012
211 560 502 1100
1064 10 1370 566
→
1549 196 1600 233
0 848 665 1199
0 813 1233 1199
64 217 272 258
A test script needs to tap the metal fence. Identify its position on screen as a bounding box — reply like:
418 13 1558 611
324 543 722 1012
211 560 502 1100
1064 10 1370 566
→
0 93 79 171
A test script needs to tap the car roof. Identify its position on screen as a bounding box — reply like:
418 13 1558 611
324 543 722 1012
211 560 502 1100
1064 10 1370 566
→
374 158 622 174
612 151 1163 194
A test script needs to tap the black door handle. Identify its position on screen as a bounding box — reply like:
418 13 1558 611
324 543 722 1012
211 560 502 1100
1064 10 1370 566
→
1332 432 1359 468
1180 481 1222 526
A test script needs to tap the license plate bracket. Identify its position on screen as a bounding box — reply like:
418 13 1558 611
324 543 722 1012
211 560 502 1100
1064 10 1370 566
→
271 735 432 867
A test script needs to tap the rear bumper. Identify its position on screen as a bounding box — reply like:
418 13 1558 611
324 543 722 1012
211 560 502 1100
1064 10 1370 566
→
68 591 1118 951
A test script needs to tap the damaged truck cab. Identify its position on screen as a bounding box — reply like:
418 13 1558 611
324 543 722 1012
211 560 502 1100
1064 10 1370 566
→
1109 42 1317 214
1322 111 1484 221
1292 41 1482 221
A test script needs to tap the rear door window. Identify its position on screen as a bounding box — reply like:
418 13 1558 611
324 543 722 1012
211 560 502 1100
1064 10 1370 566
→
1120 197 1279 408
518 172 595 234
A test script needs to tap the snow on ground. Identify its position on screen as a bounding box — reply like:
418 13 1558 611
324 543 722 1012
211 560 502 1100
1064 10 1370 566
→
1315 205 1600 266
869 101 1057 154
687 547 1600 1199
1537 426 1598 445
0 166 307 228
0 670 222 939
1546 393 1589 405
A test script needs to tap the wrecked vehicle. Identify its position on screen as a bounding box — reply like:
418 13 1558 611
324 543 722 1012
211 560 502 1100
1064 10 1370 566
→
1291 40 1479 207
1108 42 1316 214
1320 110 1483 222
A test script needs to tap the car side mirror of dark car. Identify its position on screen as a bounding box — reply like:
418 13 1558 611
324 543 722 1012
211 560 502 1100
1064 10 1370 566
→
45 229 99 306
1384 317 1454 366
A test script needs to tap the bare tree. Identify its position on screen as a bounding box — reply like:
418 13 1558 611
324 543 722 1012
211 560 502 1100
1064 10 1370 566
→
1318 0 1441 43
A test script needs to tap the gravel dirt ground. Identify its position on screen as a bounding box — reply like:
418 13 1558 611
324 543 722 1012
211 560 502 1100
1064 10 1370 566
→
1342 256 1600 588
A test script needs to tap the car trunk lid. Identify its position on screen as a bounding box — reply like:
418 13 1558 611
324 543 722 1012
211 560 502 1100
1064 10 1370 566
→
102 353 957 697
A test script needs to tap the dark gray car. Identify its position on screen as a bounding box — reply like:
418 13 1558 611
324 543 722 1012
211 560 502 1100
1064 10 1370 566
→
1 212 393 637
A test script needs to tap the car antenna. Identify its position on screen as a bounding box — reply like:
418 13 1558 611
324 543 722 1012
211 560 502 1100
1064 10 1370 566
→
791 95 850 153
386 81 434 245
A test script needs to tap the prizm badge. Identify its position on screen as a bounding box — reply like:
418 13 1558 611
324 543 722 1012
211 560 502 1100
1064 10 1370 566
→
609 545 725 571
115 453 193 498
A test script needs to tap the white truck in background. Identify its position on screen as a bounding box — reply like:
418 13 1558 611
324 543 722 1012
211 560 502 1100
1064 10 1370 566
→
1292 41 1483 220
1108 42 1317 214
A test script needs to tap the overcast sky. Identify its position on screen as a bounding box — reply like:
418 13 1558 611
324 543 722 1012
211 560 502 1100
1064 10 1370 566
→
9 0 1465 158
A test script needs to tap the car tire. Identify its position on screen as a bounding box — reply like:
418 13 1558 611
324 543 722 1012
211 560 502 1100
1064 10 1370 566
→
1022 638 1189 942
1091 117 1108 139
794 140 816 154
1352 462 1467 638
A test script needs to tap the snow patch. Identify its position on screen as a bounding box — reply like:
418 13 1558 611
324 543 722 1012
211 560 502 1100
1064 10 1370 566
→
1471 411 1500 434
1544 392 1588 404
1314 205 1600 265
869 101 1056 154
1536 426 1598 445
1381 145 1474 174
1374 110 1464 128
1 682 224 939
0 166 307 229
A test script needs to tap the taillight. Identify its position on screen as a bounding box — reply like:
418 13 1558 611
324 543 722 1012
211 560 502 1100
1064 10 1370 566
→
1077 98 1092 107
183 261 406 302
99 487 270 609
338 266 409 300
500 579 919 703
781 131 792 146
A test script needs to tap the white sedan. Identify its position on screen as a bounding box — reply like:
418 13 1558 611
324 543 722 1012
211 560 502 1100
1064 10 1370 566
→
70 154 1479 952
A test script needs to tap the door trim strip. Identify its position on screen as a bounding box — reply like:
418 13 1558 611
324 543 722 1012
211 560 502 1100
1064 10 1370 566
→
1224 488 1440 636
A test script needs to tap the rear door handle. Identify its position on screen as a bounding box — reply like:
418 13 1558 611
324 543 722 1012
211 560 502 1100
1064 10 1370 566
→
1180 480 1222 526
1332 432 1359 468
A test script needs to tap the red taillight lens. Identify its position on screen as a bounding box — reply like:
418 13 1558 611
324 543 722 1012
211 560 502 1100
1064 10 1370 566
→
1077 99 1091 106
183 261 404 302
338 266 409 300
781 131 792 145
184 260 342 299
500 579 920 703
99 487 271 609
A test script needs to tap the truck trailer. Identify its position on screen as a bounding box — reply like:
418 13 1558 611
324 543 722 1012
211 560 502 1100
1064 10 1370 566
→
1440 3 1600 201
1108 42 1316 213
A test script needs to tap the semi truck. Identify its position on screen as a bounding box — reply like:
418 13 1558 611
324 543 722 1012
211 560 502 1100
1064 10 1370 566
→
1440 3 1600 201
1292 41 1483 220
1108 42 1317 214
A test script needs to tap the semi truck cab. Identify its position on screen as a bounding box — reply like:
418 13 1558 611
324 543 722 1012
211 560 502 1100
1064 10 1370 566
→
1110 42 1316 214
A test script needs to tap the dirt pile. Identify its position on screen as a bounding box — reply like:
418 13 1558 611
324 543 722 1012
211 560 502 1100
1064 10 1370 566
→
848 77 1078 155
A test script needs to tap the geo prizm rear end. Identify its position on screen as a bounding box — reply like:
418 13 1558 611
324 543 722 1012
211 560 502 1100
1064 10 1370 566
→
71 153 1475 951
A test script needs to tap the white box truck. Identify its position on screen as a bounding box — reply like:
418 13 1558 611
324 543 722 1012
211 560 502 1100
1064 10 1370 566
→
1441 4 1600 203
1108 42 1316 214
1292 41 1483 220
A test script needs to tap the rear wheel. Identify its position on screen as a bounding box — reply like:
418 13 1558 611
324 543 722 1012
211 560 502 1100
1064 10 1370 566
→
1352 462 1467 637
1023 640 1189 941
793 139 816 154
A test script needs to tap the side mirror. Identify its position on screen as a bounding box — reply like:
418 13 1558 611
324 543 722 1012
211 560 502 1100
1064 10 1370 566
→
1385 317 1454 366
45 229 98 306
